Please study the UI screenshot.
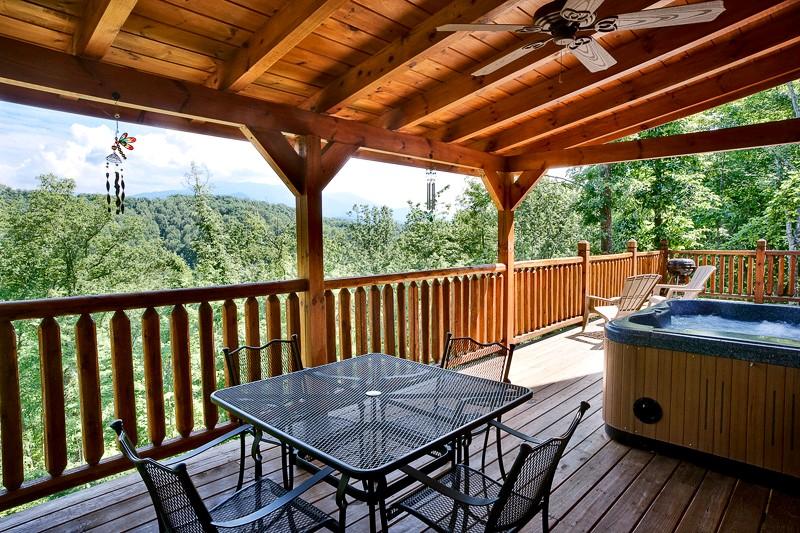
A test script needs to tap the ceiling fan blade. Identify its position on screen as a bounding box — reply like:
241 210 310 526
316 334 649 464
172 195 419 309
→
437 23 537 33
472 39 552 76
568 37 617 73
561 0 605 22
595 1 725 32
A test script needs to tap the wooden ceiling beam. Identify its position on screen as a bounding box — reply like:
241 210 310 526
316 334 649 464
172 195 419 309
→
222 0 348 92
507 118 800 171
527 46 800 153
0 37 502 171
485 5 800 154
373 0 665 132
431 0 790 144
320 142 359 188
509 165 547 210
302 0 527 114
241 127 304 196
73 0 137 59
353 150 485 177
481 168 506 210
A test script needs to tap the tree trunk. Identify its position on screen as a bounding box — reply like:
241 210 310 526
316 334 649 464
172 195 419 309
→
600 164 613 253
787 208 800 251
788 81 800 118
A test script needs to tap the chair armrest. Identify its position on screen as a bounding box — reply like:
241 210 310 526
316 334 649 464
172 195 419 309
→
588 295 620 304
210 466 334 529
164 424 252 465
666 287 703 298
653 283 684 291
399 465 497 507
488 419 542 445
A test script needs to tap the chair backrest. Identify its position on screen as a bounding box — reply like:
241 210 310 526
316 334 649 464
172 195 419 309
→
486 402 590 532
223 334 302 386
110 420 212 533
686 265 716 291
618 274 661 312
440 332 515 383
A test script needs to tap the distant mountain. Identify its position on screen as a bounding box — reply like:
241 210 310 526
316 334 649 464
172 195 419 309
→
133 181 408 221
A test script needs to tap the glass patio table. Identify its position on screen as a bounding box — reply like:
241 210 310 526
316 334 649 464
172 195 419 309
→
211 353 532 532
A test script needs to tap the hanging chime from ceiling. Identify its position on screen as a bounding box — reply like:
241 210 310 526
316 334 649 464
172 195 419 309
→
426 168 437 212
104 92 136 214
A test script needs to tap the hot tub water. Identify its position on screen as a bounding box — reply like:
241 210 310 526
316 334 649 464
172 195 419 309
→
666 314 800 342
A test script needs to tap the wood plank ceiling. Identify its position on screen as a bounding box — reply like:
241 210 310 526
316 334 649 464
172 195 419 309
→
0 0 798 172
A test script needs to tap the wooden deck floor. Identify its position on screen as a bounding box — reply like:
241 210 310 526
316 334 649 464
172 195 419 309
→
2 322 799 533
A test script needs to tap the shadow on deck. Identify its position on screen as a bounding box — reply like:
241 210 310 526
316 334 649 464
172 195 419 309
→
1 323 798 532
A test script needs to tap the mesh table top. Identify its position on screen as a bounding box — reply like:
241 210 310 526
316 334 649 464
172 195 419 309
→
211 353 532 478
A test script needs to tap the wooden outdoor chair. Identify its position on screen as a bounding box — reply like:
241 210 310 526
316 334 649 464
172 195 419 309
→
649 265 715 305
110 420 337 533
581 273 661 331
390 402 590 533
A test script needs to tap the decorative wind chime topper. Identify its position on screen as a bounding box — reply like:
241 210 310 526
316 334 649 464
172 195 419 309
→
105 92 136 214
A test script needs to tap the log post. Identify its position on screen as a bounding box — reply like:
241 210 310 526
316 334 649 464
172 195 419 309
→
628 239 638 277
659 239 669 280
498 173 515 347
295 135 327 367
578 241 591 317
755 239 767 304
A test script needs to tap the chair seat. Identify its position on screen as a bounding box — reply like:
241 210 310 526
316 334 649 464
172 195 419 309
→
649 294 667 306
210 476 334 533
594 305 619 321
396 464 531 532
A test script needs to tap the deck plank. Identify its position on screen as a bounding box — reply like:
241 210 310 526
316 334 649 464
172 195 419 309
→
1 321 798 532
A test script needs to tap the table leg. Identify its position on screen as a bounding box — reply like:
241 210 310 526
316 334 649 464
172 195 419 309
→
251 427 263 480
367 480 377 533
336 474 350 533
377 476 390 532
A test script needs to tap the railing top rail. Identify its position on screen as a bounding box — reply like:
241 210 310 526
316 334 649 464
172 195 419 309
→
766 250 800 256
323 263 506 290
637 250 663 257
670 249 756 255
589 252 632 262
515 257 582 268
0 279 308 321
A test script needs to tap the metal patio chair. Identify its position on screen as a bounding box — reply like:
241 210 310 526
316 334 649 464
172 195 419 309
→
649 264 715 305
390 401 590 533
110 420 337 533
582 273 661 331
440 333 516 473
223 335 303 489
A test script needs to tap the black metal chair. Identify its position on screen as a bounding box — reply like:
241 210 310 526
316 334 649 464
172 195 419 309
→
441 333 516 471
223 335 303 489
110 420 337 533
391 401 590 533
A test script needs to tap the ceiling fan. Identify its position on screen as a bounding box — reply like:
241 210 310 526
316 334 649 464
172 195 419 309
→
437 0 725 76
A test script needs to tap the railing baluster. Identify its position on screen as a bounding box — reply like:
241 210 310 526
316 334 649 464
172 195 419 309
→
778 255 786 297
767 255 774 297
338 289 353 360
486 275 496 343
469 276 479 340
39 317 66 477
515 270 523 335
141 308 165 446
738 256 744 295
265 295 283 375
170 305 193 438
75 314 104 465
421 280 430 364
198 302 218 430
431 279 442 359
441 278 451 342
397 284 407 358
286 292 301 360
221 300 239 387
244 297 262 377
354 287 367 355
110 311 137 445
0 320 24 490
496 274 505 342
452 277 462 337
790 256 797 298
408 282 419 360
370 285 382 353
324 290 336 362
461 276 470 340
382 285 396 356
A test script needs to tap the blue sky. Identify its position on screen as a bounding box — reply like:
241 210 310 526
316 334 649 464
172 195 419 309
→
0 100 471 210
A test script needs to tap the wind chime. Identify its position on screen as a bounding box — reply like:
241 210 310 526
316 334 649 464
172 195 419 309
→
105 92 136 214
426 168 437 212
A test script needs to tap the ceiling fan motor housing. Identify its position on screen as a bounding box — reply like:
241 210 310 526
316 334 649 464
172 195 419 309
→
534 0 593 45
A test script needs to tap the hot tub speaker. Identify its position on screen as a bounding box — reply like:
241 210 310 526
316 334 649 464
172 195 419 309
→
633 397 662 424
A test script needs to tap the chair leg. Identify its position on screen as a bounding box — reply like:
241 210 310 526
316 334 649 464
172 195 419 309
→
541 495 550 533
581 298 590 331
236 431 246 490
480 425 491 471
496 425 507 480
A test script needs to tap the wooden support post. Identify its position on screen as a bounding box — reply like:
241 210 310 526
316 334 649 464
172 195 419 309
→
628 239 638 277
659 239 669 281
296 135 327 367
498 172 515 347
578 241 591 317
755 239 767 304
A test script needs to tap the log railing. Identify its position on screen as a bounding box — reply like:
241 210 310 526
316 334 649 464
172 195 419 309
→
671 240 800 303
0 279 306 510
323 264 507 364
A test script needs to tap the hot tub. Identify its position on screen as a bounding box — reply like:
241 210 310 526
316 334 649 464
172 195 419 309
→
604 299 800 479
